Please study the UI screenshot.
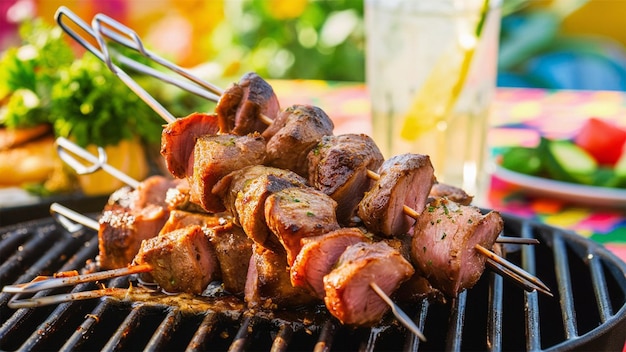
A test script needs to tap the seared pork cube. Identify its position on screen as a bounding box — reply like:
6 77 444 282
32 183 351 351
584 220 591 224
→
429 182 474 206
161 112 221 178
215 72 280 135
134 176 182 209
307 134 384 225
385 234 446 304
213 165 307 250
205 220 253 296
134 225 219 294
262 104 334 178
411 197 504 297
97 176 181 269
158 209 227 236
358 153 435 236
264 186 341 266
164 178 206 213
189 133 266 213
245 244 318 309
290 227 370 298
98 206 169 270
105 175 179 211
323 241 414 326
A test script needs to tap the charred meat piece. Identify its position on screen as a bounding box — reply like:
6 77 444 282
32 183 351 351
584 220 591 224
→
411 197 504 297
429 182 474 206
323 241 414 326
105 175 179 211
97 176 179 270
385 234 446 304
245 244 318 310
290 227 370 298
189 133 266 213
262 104 334 178
134 225 219 294
358 153 435 237
205 220 253 296
308 134 384 225
213 165 307 250
158 209 227 236
161 112 221 178
215 72 280 135
134 176 182 209
98 205 169 270
164 178 206 213
264 186 341 266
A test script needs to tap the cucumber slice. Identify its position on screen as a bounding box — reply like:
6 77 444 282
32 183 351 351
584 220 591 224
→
501 146 543 175
540 138 598 185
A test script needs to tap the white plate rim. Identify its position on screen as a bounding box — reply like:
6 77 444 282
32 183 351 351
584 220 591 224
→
492 164 626 207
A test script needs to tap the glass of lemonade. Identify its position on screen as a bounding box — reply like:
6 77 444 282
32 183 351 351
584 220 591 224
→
365 0 501 204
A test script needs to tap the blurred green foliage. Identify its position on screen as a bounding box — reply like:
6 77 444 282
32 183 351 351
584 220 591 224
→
213 0 365 82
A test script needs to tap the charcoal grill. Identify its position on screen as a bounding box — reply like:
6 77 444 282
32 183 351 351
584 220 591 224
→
1 209 625 351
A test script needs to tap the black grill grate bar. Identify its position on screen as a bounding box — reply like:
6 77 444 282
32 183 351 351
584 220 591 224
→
228 315 253 351
552 233 579 339
270 323 294 352
102 305 144 351
61 298 117 351
18 282 96 351
144 308 181 350
487 272 504 351
445 289 467 351
522 221 542 350
313 319 336 352
404 298 429 352
588 253 614 321
359 326 382 351
186 311 219 351
0 228 30 262
0 225 60 285
0 230 95 342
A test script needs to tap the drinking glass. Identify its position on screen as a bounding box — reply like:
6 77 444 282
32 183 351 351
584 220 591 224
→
365 0 501 203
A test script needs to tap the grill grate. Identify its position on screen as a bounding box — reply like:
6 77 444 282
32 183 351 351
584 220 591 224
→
1 213 625 351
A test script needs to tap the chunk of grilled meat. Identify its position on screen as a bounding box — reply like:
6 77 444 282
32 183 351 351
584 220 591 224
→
245 244 318 310
428 182 473 206
164 178 206 213
358 153 435 236
213 165 307 250
215 72 280 135
323 241 414 326
98 205 169 270
262 104 334 178
134 225 219 294
97 176 179 269
385 234 446 304
161 112 221 178
411 197 504 297
307 134 384 225
205 219 254 296
290 227 371 298
158 209 226 236
265 186 341 266
189 133 266 213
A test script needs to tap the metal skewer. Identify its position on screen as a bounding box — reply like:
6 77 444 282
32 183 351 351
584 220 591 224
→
56 137 140 189
55 6 219 124
370 282 427 341
91 13 223 97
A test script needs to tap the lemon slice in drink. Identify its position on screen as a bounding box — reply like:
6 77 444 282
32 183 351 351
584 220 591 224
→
399 0 489 141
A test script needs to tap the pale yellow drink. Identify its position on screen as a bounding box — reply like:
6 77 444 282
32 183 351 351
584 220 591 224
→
365 0 501 203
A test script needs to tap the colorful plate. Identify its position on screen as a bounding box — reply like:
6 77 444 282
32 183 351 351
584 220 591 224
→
493 164 626 208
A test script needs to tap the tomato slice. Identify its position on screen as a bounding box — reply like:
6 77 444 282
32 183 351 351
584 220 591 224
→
574 117 626 166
